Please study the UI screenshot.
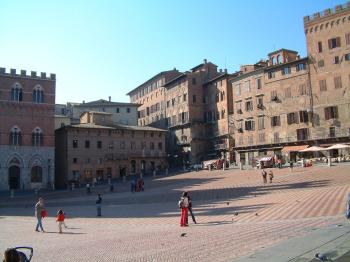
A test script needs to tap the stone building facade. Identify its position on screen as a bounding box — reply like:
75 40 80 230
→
55 111 166 189
0 67 56 190
127 69 181 128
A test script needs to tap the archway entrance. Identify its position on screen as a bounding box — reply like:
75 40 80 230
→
9 166 20 189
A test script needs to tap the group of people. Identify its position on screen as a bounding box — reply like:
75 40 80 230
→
131 178 144 193
261 168 274 184
34 197 67 234
178 191 197 227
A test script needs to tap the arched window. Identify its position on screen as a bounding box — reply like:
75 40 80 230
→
31 166 42 182
271 56 276 65
32 127 43 146
277 55 282 64
131 160 136 173
11 83 23 101
9 126 22 146
32 85 44 103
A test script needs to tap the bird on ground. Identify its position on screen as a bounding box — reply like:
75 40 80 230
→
227 202 230 205
180 233 187 237
234 212 239 216
315 252 332 261
255 213 259 216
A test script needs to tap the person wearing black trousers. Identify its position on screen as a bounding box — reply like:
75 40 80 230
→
187 193 197 224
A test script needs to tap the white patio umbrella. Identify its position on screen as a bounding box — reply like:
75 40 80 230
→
299 146 326 152
325 144 350 150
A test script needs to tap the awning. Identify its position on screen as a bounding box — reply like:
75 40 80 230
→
259 157 272 162
281 145 308 153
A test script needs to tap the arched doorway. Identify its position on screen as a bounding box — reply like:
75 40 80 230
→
9 166 20 189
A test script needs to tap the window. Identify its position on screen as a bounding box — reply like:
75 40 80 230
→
72 139 78 148
166 101 170 108
192 95 196 103
11 83 23 101
329 127 336 138
324 106 338 120
116 108 120 113
345 53 350 61
319 79 327 91
9 126 22 146
299 84 308 95
245 120 255 131
73 158 78 164
258 133 265 143
287 112 298 125
318 41 323 53
130 141 135 150
328 37 341 49
282 67 291 75
141 141 146 149
120 141 125 149
236 102 242 114
127 108 130 113
220 91 225 101
271 116 280 127
273 132 280 143
271 57 276 65
258 116 264 130
256 78 262 89
245 100 253 111
244 80 251 92
32 128 43 146
318 60 324 67
31 166 42 183
268 71 275 79
334 76 342 89
97 141 102 149
296 63 306 71
183 94 187 102
277 55 282 64
32 85 44 103
150 142 155 150
297 128 309 141
158 142 163 150
299 111 309 123
284 88 291 98
257 97 264 109
85 140 90 148
333 56 340 64
221 109 225 119
271 90 278 101
192 78 196 85
235 83 241 96
248 135 254 145
215 93 220 102
346 33 350 45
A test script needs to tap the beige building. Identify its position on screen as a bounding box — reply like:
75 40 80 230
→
164 60 219 166
127 69 181 128
55 111 166 188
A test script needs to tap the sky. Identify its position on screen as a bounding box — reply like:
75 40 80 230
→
0 0 342 104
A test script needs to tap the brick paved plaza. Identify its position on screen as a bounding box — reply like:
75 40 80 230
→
1 164 350 261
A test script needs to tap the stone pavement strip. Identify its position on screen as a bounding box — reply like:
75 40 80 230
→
1 164 350 261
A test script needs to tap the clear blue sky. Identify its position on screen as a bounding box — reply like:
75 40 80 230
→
0 0 342 104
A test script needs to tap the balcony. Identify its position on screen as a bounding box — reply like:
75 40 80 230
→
214 143 228 150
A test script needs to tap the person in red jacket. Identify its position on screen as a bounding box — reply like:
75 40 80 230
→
56 209 66 233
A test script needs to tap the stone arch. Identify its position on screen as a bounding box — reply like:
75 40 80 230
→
6 153 24 168
28 154 44 168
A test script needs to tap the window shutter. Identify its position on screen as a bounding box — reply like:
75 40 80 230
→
336 37 341 47
328 39 332 49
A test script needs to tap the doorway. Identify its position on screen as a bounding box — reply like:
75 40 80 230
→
9 166 20 189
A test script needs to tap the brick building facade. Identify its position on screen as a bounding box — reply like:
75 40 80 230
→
0 68 56 190
55 111 166 188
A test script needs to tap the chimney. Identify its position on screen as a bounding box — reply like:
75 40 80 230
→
82 100 85 104
219 69 223 73
203 59 207 64
108 96 111 102
10 69 16 75
224 69 228 74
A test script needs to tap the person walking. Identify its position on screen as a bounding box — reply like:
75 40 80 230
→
187 193 197 224
35 197 45 232
179 192 189 227
290 161 294 172
261 168 267 184
96 194 102 217
268 170 274 183
56 209 66 233
86 183 91 194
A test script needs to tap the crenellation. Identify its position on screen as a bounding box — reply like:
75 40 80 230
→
41 72 46 78
50 73 56 80
31 71 37 77
0 67 54 80
10 68 16 75
304 2 350 24
21 70 26 76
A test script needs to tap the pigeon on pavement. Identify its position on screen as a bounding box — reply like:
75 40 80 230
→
180 233 187 237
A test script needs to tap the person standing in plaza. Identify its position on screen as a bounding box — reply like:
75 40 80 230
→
290 161 294 172
187 192 197 224
56 209 66 233
96 194 102 217
179 191 189 227
34 197 45 232
261 168 267 184
268 169 274 183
